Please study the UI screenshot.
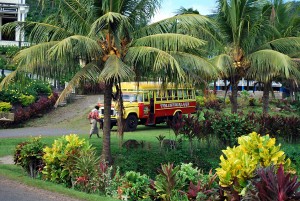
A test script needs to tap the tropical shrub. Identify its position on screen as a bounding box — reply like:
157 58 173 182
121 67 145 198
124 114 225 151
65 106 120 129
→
119 171 151 200
153 163 182 201
0 88 22 103
196 94 222 110
42 134 94 186
152 163 220 201
14 137 45 178
250 165 300 201
257 115 300 143
216 132 291 195
0 101 12 112
210 112 255 147
73 149 99 193
19 94 35 107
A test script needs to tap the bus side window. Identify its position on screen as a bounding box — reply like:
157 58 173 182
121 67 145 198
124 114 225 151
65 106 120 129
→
167 90 172 100
174 90 178 100
183 90 187 99
156 90 161 101
161 91 167 101
188 90 192 99
137 94 143 102
144 93 149 102
149 91 153 99
178 90 183 100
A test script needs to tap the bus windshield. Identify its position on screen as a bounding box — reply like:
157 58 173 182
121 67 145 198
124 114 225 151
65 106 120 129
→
122 93 142 102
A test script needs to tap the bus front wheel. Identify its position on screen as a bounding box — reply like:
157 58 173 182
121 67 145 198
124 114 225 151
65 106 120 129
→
125 114 138 131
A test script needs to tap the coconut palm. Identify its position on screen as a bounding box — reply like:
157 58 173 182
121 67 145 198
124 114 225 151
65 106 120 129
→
247 0 300 115
0 0 217 163
210 0 300 113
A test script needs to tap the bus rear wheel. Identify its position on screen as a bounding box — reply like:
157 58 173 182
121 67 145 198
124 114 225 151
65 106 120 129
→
125 114 138 131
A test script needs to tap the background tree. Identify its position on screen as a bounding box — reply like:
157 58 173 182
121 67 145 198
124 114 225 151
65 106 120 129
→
247 0 300 115
211 0 300 113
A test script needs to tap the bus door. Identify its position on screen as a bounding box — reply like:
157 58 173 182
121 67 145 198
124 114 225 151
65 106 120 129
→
149 91 155 124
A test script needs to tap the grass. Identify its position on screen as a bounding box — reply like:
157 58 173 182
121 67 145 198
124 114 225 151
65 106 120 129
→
0 164 117 201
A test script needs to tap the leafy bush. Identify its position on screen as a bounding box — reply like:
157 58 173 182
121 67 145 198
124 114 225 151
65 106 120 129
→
210 112 255 147
14 137 45 178
196 94 222 110
152 163 220 201
19 94 35 107
0 88 22 103
216 132 291 195
250 165 300 201
257 115 300 143
249 97 257 106
119 171 151 200
42 134 94 186
0 101 12 112
153 163 182 201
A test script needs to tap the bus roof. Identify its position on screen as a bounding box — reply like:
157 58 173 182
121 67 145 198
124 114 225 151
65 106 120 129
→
119 82 193 90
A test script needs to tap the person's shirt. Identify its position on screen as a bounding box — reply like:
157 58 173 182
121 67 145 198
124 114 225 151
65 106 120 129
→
88 109 99 120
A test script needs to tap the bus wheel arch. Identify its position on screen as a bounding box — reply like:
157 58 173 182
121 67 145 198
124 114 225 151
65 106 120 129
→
172 110 182 125
125 113 138 132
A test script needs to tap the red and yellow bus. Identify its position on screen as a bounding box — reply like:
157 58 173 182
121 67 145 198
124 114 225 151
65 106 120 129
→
99 82 196 131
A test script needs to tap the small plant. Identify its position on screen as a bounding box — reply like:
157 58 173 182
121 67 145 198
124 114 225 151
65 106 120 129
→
19 94 35 107
154 163 182 201
249 97 257 106
180 114 202 156
119 171 151 200
73 149 99 193
0 101 12 112
14 137 45 178
251 164 300 201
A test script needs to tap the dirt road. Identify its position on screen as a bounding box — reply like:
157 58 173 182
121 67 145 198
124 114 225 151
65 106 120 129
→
0 94 102 138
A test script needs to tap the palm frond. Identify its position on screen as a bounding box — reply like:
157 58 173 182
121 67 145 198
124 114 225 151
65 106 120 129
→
170 52 220 79
99 54 134 82
258 37 300 55
126 46 185 80
247 49 300 82
89 12 132 36
136 14 211 37
13 41 59 69
48 35 101 60
210 54 233 77
54 62 100 107
0 70 18 90
132 33 206 52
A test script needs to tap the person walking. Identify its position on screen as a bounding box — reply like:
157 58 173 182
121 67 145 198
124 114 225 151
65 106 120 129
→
88 105 100 138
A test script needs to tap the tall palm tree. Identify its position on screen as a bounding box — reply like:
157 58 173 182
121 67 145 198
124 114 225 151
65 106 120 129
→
211 0 300 113
247 0 300 115
0 0 217 163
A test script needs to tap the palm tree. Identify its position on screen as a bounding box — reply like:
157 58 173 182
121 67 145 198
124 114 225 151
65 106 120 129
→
210 0 300 113
247 0 300 115
0 0 217 163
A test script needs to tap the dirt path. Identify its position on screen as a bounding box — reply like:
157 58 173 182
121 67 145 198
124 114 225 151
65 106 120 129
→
0 175 83 201
0 94 102 138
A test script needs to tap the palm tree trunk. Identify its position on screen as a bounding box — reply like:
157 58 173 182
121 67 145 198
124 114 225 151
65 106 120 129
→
262 81 271 116
101 81 113 164
230 79 239 113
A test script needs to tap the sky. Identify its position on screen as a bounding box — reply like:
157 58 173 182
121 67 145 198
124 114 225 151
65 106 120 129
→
151 0 216 22
151 0 298 23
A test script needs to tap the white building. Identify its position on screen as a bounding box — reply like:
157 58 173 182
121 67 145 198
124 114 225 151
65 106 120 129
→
0 0 29 46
